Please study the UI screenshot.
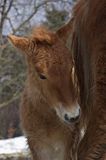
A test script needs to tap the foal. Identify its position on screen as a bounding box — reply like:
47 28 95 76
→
8 26 80 160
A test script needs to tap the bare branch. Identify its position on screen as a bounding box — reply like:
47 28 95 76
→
6 17 15 33
0 0 7 26
12 5 21 17
12 0 64 34
0 95 20 109
5 0 14 17
0 0 13 36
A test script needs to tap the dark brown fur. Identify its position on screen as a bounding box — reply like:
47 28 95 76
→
60 0 106 159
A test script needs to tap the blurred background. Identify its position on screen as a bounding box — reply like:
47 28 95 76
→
0 0 76 158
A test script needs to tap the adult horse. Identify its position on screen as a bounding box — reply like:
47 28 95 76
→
59 0 106 159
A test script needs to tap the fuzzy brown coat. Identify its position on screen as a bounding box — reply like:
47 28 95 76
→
8 27 80 160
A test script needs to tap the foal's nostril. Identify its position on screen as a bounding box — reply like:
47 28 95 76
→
64 114 70 122
64 113 80 123
69 115 80 123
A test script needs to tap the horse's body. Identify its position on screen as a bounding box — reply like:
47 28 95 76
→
8 27 80 160
60 0 106 159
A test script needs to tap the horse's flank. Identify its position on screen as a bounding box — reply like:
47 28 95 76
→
72 0 106 159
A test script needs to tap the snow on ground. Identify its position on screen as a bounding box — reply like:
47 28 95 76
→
0 136 30 158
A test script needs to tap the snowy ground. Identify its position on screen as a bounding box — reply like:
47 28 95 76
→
0 136 30 158
0 131 85 159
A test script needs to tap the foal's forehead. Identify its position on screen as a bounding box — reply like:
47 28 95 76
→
30 26 72 65
33 43 72 72
35 41 71 62
29 45 71 80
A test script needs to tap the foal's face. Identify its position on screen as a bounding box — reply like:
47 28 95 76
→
8 27 80 124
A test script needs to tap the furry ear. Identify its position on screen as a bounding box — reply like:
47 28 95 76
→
8 34 30 53
57 18 73 44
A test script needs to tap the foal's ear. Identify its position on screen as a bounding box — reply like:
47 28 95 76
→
57 18 73 44
8 35 30 53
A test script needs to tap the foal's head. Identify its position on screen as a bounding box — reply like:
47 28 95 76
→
8 26 80 124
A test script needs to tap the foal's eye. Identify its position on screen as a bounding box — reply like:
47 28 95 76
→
39 74 47 80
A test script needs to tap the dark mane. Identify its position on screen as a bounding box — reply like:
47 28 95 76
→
71 0 106 159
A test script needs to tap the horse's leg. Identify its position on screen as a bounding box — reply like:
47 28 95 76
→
78 118 106 160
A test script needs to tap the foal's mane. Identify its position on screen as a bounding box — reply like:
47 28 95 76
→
31 26 56 45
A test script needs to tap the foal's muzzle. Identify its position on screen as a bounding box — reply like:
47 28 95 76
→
55 103 80 124
64 110 80 123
